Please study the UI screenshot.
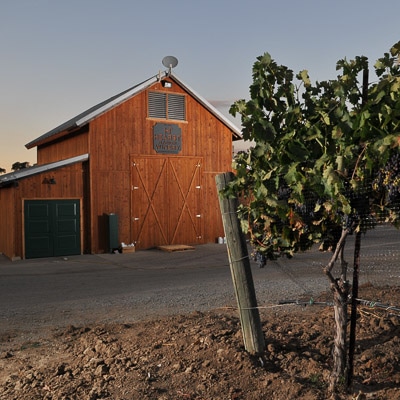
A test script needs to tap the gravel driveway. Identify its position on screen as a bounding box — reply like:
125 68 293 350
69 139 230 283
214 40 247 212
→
1 225 399 339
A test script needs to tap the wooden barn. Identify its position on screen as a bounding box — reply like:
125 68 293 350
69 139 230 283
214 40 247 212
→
0 66 241 260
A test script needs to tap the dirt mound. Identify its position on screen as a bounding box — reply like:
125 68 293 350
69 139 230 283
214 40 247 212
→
1 285 400 399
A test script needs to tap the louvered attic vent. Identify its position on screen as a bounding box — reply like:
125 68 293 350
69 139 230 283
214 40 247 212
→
148 91 186 121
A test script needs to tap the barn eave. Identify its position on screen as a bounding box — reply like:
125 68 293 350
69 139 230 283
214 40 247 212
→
0 154 89 188
25 74 162 150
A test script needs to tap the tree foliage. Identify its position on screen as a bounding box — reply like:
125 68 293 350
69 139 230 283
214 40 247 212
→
227 43 400 260
11 161 30 171
225 42 400 392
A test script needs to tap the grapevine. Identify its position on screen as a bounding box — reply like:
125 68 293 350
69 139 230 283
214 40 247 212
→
373 152 400 203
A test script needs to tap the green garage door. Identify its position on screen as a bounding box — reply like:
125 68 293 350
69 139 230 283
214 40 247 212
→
24 200 81 259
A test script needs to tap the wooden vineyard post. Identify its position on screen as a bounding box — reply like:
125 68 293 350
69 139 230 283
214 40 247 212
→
216 172 265 355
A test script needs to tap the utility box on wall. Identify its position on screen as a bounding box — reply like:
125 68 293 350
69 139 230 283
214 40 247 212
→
107 213 119 252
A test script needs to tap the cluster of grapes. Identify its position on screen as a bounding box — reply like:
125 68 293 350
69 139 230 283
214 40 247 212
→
277 184 291 200
252 250 267 268
373 152 400 203
343 183 376 231
292 192 322 225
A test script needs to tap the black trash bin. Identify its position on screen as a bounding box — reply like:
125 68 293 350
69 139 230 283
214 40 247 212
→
107 213 119 252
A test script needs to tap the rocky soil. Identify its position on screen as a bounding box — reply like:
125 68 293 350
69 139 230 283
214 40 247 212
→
1 284 399 400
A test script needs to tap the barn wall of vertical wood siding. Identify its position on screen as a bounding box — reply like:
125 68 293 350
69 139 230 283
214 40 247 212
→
0 187 16 259
0 163 86 259
37 128 89 165
86 81 232 252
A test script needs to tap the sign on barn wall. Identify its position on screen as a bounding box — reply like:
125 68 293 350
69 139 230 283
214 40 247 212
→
153 123 181 154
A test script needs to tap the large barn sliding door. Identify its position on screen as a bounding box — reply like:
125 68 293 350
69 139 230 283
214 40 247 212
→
24 200 81 259
131 156 203 249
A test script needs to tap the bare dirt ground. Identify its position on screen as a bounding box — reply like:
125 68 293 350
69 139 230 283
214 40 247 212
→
1 284 399 400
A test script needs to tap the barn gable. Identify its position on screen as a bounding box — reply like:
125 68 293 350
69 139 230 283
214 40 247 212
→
0 68 242 259
26 72 241 150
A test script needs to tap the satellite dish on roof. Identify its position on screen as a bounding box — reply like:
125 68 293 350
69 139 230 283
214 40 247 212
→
162 56 178 75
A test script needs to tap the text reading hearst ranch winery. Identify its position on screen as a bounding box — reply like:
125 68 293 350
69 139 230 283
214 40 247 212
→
153 123 182 154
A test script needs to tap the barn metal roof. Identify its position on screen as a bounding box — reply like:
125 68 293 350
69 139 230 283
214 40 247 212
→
0 154 89 187
25 72 242 149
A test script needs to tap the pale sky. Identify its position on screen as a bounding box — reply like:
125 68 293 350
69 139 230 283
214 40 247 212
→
1 0 399 172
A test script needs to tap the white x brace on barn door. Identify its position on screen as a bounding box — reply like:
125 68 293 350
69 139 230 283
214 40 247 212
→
131 156 203 249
